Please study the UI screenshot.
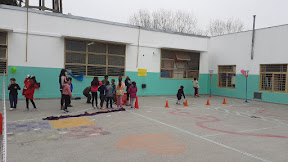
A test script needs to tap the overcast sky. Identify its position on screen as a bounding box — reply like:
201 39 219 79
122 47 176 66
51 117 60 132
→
35 0 288 30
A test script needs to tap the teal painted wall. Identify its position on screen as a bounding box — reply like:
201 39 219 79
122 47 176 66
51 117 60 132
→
0 66 208 99
211 74 288 104
2 66 287 104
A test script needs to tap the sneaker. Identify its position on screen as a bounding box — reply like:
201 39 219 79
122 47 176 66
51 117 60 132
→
10 108 14 111
65 109 69 113
68 105 73 107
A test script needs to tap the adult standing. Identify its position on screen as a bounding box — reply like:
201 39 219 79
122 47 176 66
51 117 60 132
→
192 78 200 97
116 76 125 108
91 77 102 109
59 69 66 110
102 75 109 85
125 76 132 105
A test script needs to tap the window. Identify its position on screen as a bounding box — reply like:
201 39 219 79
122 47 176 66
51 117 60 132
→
160 49 199 79
0 32 7 74
218 65 236 88
260 64 287 92
65 39 125 76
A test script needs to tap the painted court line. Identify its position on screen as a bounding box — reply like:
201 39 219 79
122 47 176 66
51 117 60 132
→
129 111 270 162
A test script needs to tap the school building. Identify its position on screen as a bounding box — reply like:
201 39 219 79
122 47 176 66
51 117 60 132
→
1 5 288 104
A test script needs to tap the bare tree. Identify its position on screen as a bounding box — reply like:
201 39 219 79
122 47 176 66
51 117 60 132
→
207 18 245 36
128 9 201 35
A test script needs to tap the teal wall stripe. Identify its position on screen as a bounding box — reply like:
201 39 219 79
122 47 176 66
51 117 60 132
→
1 66 288 104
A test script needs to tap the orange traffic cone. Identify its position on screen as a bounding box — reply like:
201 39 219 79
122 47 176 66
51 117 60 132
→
165 100 170 108
206 99 210 106
184 100 188 107
135 97 139 109
223 98 227 104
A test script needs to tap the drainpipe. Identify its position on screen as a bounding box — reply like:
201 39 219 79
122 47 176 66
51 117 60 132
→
25 0 29 62
251 15 256 60
136 26 141 68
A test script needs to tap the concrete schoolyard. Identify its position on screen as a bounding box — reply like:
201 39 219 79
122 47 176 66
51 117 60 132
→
5 95 288 162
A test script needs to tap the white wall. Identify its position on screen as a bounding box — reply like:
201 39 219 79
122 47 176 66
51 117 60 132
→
208 25 288 75
0 6 209 72
8 33 64 68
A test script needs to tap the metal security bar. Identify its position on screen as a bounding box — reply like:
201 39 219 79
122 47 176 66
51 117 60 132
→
160 49 200 79
65 39 126 77
218 65 236 88
260 64 288 92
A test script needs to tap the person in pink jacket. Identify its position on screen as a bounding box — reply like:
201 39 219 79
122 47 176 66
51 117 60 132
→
62 81 73 113
128 81 137 109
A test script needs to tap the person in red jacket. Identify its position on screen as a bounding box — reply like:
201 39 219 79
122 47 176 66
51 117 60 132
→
62 80 73 113
24 76 39 110
128 81 137 109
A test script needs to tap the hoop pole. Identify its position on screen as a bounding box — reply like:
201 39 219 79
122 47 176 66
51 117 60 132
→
245 74 248 103
209 73 212 98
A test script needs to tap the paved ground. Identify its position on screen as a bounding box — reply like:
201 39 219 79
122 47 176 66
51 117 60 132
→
4 95 288 162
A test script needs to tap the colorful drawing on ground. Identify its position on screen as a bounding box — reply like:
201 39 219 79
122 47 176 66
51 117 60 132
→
58 125 110 140
7 121 51 133
168 109 288 139
49 117 95 129
195 116 288 138
169 108 196 117
115 134 186 155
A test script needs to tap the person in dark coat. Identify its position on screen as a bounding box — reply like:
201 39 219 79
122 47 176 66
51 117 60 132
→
125 76 132 105
176 86 185 105
83 86 91 103
8 78 21 111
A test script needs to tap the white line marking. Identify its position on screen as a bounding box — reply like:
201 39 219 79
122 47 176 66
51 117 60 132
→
129 111 270 162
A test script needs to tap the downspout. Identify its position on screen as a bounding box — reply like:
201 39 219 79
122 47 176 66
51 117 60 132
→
251 15 256 60
25 1 29 62
136 26 141 68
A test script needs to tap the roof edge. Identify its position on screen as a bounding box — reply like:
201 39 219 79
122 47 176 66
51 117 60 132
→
0 4 209 38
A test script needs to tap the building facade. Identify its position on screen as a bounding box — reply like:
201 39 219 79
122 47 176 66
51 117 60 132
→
1 5 288 104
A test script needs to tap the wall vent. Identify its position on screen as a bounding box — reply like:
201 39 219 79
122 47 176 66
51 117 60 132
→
254 92 262 100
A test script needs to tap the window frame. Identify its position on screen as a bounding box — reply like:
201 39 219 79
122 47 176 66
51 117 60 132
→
259 64 288 93
217 65 236 89
160 49 200 79
64 38 126 77
0 31 8 75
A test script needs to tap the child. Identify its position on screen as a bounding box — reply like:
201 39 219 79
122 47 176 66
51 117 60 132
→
128 81 137 109
8 78 21 111
116 76 125 108
83 86 91 103
67 77 73 107
176 86 185 105
62 80 72 113
24 76 39 110
105 81 113 109
193 78 200 97
111 79 116 104
91 77 102 109
98 84 106 109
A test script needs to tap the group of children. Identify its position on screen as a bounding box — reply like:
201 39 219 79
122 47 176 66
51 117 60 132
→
8 68 197 111
8 75 40 111
86 75 138 109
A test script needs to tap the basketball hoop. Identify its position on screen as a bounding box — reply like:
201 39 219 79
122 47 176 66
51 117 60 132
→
209 70 214 77
243 70 249 78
